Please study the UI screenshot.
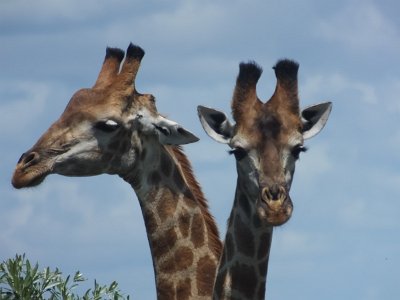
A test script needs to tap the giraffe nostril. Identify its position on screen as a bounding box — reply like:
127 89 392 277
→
269 185 280 200
20 152 40 167
262 185 286 202
17 153 26 164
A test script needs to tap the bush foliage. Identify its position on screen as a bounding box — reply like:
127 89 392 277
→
0 254 130 300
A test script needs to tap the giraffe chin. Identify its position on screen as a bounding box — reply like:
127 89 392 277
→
257 197 293 226
12 170 49 189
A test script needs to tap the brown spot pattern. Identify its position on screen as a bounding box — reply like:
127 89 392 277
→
175 246 194 271
176 278 192 300
143 211 157 235
178 209 190 238
157 192 178 222
151 227 177 258
159 246 193 274
190 213 205 248
196 255 217 296
157 280 174 300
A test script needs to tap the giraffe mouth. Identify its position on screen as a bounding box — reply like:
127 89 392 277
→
12 165 51 189
258 188 293 226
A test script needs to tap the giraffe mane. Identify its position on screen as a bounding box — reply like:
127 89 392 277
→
169 145 222 256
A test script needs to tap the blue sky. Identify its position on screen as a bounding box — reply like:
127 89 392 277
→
1 0 399 299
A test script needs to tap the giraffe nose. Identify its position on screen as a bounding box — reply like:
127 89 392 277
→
18 151 40 168
262 185 286 202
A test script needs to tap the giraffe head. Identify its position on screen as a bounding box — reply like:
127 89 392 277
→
12 43 198 189
198 60 331 226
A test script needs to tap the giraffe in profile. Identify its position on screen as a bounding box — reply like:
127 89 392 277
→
198 59 332 299
12 43 222 300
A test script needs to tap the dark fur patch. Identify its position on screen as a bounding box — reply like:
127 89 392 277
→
257 114 281 139
231 263 257 299
105 47 125 62
234 215 255 257
237 61 263 85
173 167 185 191
258 258 269 277
126 43 145 59
213 268 226 299
160 150 173 177
258 231 272 259
225 232 235 262
148 170 162 186
237 193 251 219
257 279 267 299
273 59 299 82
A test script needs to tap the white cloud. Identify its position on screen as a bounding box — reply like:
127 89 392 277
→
273 229 328 256
0 81 48 136
302 73 378 105
0 0 106 23
317 1 399 51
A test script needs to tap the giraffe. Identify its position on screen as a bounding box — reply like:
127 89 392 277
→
11 43 222 300
197 60 332 299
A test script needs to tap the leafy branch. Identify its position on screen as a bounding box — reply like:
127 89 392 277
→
0 254 130 300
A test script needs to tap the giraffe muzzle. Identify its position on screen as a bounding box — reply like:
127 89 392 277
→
259 185 293 225
261 185 287 211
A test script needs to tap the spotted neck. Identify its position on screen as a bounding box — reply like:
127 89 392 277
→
121 145 221 300
213 180 273 300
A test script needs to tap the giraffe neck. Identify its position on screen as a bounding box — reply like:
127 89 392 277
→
121 145 221 300
213 181 273 300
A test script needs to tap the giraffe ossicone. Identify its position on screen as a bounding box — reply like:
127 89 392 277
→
198 59 332 299
12 43 222 300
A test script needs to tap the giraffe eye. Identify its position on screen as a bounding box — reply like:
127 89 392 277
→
94 120 120 132
229 147 248 161
291 145 307 159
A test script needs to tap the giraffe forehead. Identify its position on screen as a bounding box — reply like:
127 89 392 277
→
62 89 157 122
233 108 303 155
65 88 129 111
255 108 302 141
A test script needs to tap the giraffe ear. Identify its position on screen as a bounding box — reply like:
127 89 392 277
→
301 102 332 139
197 106 234 144
152 115 200 145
